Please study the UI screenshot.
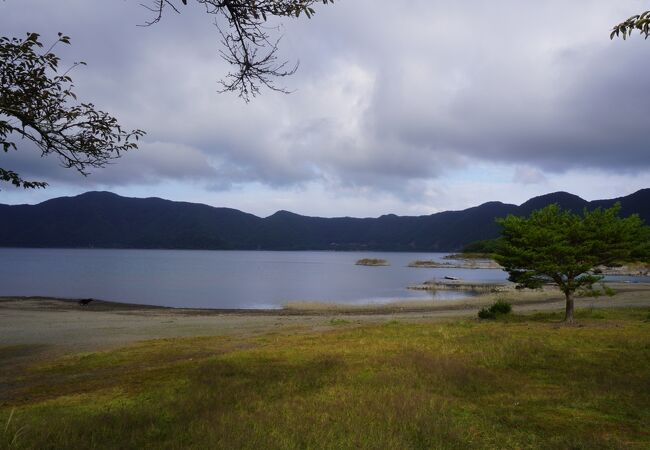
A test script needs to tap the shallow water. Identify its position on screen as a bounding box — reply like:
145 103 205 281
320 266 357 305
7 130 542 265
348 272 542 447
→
0 249 646 309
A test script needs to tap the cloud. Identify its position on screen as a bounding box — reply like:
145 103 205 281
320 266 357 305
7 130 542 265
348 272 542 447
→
513 166 547 185
2 0 649 215
0 138 217 186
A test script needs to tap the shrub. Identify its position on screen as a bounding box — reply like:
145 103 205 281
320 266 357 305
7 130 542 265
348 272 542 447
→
478 307 496 320
478 300 512 319
490 300 512 315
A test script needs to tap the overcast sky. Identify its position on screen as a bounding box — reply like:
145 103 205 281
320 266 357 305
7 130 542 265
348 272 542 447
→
2 0 649 217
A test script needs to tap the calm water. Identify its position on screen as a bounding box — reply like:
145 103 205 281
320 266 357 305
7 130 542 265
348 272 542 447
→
0 249 645 309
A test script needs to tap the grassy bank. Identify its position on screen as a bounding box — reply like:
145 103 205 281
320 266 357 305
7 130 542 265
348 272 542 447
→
2 308 650 449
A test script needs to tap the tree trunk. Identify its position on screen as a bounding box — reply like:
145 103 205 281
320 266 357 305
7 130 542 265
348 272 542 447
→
564 292 574 323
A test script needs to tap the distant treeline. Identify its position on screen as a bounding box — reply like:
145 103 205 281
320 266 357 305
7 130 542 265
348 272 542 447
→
461 239 503 255
1 189 648 251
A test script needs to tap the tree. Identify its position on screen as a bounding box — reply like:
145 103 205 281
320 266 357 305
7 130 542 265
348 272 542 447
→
493 204 649 323
0 33 145 189
611 11 650 39
145 0 334 101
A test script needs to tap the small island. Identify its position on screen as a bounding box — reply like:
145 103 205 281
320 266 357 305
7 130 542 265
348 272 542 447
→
408 258 501 269
408 260 455 268
355 258 389 266
409 279 511 293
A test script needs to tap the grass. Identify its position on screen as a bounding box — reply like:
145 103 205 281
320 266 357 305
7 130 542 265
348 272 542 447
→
329 318 351 326
284 286 564 314
410 281 510 292
282 299 478 314
2 308 650 449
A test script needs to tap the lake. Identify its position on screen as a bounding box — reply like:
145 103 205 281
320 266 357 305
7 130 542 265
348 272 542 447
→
0 249 646 309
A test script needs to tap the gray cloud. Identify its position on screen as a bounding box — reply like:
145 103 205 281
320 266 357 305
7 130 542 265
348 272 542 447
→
2 0 649 206
513 166 547 185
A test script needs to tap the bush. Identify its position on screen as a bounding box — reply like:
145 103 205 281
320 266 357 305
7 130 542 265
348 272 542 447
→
490 300 512 315
478 300 512 320
478 307 496 319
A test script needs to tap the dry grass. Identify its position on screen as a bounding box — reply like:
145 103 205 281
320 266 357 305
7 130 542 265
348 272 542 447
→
283 287 571 314
283 297 494 314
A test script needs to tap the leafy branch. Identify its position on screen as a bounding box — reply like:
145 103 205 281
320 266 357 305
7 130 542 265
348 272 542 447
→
0 33 145 188
611 10 650 40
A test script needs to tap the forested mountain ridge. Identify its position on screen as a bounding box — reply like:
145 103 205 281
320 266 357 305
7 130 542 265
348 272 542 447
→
1 189 648 251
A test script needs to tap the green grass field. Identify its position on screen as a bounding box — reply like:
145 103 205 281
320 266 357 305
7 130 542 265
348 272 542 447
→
2 308 650 449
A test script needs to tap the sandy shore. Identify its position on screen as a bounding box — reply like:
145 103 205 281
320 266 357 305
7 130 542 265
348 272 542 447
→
1 283 649 354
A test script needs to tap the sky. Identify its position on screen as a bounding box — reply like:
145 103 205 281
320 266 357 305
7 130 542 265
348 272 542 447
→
1 0 649 217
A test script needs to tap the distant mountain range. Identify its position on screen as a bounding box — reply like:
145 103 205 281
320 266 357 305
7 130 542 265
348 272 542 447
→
1 189 648 251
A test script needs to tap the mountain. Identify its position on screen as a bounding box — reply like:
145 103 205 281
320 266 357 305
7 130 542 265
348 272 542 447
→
518 192 589 215
1 189 648 251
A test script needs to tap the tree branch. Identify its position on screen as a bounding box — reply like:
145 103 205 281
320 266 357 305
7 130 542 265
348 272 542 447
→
142 0 334 101
611 11 650 40
1 33 145 189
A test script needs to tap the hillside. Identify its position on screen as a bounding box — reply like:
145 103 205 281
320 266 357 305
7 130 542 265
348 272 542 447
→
1 189 648 251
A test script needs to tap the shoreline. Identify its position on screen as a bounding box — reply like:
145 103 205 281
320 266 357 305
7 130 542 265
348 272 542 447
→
2 281 650 315
1 283 649 353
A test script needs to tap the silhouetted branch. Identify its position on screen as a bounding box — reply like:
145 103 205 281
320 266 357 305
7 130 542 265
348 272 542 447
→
143 0 334 101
